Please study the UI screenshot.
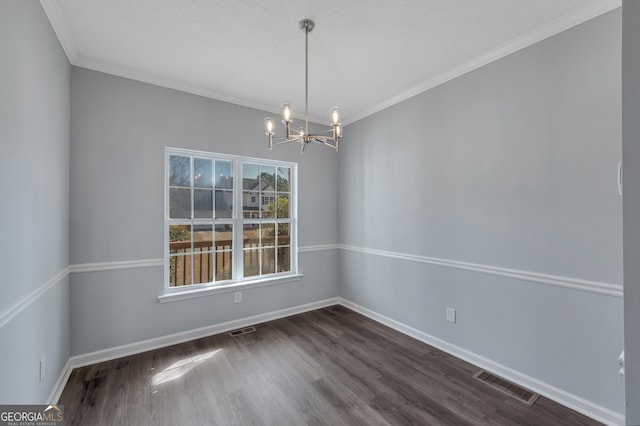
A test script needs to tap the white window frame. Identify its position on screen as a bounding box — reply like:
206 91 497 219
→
159 147 300 303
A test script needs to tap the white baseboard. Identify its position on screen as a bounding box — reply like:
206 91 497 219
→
47 358 73 404
48 297 340 402
337 297 624 426
47 296 624 425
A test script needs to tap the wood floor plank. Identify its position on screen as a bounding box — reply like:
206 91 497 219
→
59 306 603 425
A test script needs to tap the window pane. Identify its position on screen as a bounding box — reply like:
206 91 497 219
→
277 166 290 192
277 246 290 273
243 191 260 218
215 190 233 218
277 223 290 246
193 225 213 252
275 194 289 218
215 160 233 189
169 155 190 187
193 252 213 284
262 192 276 218
244 250 260 278
169 225 191 254
262 248 276 274
262 223 276 247
215 251 232 281
194 158 212 188
169 254 192 287
214 224 233 251
194 189 213 218
243 163 260 190
169 188 191 219
243 224 260 249
260 165 276 191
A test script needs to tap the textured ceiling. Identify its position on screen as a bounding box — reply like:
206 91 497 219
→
41 0 619 124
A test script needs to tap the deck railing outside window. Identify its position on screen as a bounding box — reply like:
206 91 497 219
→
169 237 290 286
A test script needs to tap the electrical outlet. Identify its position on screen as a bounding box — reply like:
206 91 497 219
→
234 291 242 304
446 307 456 323
40 356 46 382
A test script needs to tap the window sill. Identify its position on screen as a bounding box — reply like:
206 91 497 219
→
157 274 303 304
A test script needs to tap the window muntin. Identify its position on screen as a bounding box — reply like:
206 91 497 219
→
165 149 296 290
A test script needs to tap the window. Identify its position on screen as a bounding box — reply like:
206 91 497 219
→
165 148 297 293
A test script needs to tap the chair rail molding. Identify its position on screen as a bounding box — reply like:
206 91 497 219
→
338 244 622 298
0 267 70 328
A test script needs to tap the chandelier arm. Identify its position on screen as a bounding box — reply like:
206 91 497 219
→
307 135 328 141
275 138 303 145
307 133 336 141
321 141 338 151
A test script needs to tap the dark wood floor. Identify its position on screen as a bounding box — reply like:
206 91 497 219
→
60 305 601 425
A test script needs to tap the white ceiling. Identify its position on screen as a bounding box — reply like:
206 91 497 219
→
41 0 620 125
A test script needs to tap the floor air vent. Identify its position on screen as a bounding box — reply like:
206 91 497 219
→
473 370 540 406
228 326 256 337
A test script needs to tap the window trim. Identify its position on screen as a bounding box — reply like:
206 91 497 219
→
162 147 299 301
157 273 304 303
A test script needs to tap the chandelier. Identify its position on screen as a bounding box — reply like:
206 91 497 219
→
264 19 342 153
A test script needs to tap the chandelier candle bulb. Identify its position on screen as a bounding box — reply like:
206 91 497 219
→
264 117 274 135
281 103 292 139
281 103 292 123
331 107 342 125
264 117 274 149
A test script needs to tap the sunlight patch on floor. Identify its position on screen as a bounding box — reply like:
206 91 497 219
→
151 349 222 386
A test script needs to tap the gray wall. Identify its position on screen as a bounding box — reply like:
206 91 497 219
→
69 68 339 355
339 10 624 415
0 0 70 403
622 1 640 423
0 1 626 419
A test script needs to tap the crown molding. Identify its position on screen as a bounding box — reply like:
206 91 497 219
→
73 56 319 119
41 0 621 126
344 0 622 124
39 0 327 123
